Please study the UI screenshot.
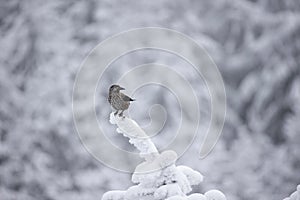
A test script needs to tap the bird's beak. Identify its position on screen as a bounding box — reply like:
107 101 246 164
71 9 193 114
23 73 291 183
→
119 87 125 90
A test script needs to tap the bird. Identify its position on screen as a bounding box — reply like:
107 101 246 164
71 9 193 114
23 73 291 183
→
108 84 135 117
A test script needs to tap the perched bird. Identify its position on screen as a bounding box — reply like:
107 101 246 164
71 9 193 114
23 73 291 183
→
108 84 135 117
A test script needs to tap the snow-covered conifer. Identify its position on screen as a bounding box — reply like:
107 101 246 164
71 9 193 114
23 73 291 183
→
102 113 226 200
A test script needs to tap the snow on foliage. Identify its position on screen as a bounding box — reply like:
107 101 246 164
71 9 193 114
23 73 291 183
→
102 113 226 200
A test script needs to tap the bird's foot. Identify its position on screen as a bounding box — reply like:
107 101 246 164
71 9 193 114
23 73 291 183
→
119 111 124 118
114 111 118 116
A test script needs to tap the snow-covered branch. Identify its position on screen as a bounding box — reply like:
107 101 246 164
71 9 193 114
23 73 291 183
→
102 113 226 200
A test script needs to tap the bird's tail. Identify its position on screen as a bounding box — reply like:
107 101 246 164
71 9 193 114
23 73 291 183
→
130 98 136 101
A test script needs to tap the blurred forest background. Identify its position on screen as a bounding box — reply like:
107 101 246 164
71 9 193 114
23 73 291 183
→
0 0 300 200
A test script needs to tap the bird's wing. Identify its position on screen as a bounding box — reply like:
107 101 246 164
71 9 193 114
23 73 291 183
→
121 93 135 101
108 95 111 104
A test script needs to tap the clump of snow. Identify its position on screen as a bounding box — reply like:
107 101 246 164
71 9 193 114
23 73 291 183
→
204 190 227 200
177 166 204 186
102 190 125 200
187 193 207 200
166 195 186 200
102 112 226 200
155 184 185 200
125 185 155 199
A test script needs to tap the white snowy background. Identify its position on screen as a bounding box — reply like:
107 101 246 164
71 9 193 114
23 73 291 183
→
0 0 300 200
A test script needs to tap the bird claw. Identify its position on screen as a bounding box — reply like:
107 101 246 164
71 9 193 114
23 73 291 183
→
118 111 124 117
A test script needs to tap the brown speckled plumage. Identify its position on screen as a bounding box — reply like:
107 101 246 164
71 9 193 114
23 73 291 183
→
108 85 135 117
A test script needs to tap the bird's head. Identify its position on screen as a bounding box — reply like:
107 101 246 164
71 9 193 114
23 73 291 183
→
109 84 125 93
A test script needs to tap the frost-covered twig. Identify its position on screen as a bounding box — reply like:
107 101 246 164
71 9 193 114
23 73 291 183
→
102 113 226 200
